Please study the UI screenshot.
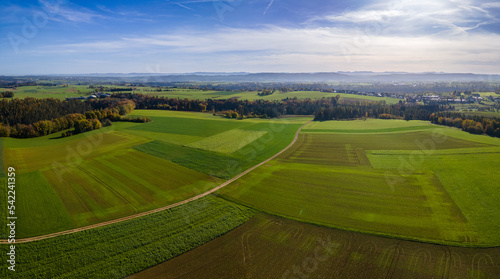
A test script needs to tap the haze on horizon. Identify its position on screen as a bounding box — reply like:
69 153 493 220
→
1 0 500 75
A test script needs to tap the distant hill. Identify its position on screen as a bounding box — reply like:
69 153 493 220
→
130 72 500 83
11 72 500 83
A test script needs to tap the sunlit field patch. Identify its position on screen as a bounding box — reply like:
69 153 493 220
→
186 129 267 154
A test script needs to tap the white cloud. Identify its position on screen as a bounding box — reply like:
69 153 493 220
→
481 2 500 9
38 0 102 23
29 24 500 74
311 0 498 36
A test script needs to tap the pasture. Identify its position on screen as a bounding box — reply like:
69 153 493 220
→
219 119 500 246
130 213 500 279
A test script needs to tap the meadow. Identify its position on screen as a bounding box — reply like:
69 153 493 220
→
219 119 500 246
130 213 500 279
0 196 255 279
0 85 95 99
2 110 310 237
139 89 402 104
1 85 402 104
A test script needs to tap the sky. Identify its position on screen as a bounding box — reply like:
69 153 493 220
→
1 0 500 75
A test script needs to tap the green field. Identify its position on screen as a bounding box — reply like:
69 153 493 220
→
149 89 401 104
3 111 500 278
2 85 402 104
0 196 255 279
130 213 500 279
4 130 149 174
304 119 436 133
219 119 500 246
186 129 267 154
2 110 310 237
0 85 95 99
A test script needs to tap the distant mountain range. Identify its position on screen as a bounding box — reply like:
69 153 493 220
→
12 72 500 83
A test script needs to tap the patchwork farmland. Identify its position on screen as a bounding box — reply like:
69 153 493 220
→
219 119 500 246
1 111 499 278
1 110 309 238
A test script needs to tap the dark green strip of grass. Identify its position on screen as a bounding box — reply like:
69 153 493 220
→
0 196 255 279
134 140 244 179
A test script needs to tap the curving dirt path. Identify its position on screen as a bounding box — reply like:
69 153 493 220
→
1 119 312 244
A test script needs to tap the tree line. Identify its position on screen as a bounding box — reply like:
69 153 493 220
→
0 92 14 98
430 112 500 138
112 93 339 118
314 103 444 121
1 93 498 139
0 99 150 138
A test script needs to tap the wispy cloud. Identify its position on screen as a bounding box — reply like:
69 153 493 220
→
481 2 500 9
28 24 500 73
176 3 195 11
311 0 499 36
3 0 499 74
38 0 103 23
263 0 274 15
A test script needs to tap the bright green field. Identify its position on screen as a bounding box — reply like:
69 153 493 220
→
219 119 500 246
2 110 310 237
186 129 267 154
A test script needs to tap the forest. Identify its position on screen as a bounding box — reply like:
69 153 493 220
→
0 98 148 138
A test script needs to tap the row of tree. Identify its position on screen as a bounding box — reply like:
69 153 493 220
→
314 103 443 121
0 97 138 127
0 91 14 98
430 112 500 137
257 89 274 96
0 99 148 138
114 93 340 118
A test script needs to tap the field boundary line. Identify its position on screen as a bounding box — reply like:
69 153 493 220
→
0 119 312 244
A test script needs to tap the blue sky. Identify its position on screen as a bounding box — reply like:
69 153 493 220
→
1 0 500 75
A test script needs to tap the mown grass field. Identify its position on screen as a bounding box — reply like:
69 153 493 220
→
186 129 267 154
2 110 310 237
0 196 255 279
130 213 500 279
219 119 500 246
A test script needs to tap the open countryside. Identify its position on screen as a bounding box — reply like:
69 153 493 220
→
2 0 500 277
1 110 308 238
1 104 499 278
